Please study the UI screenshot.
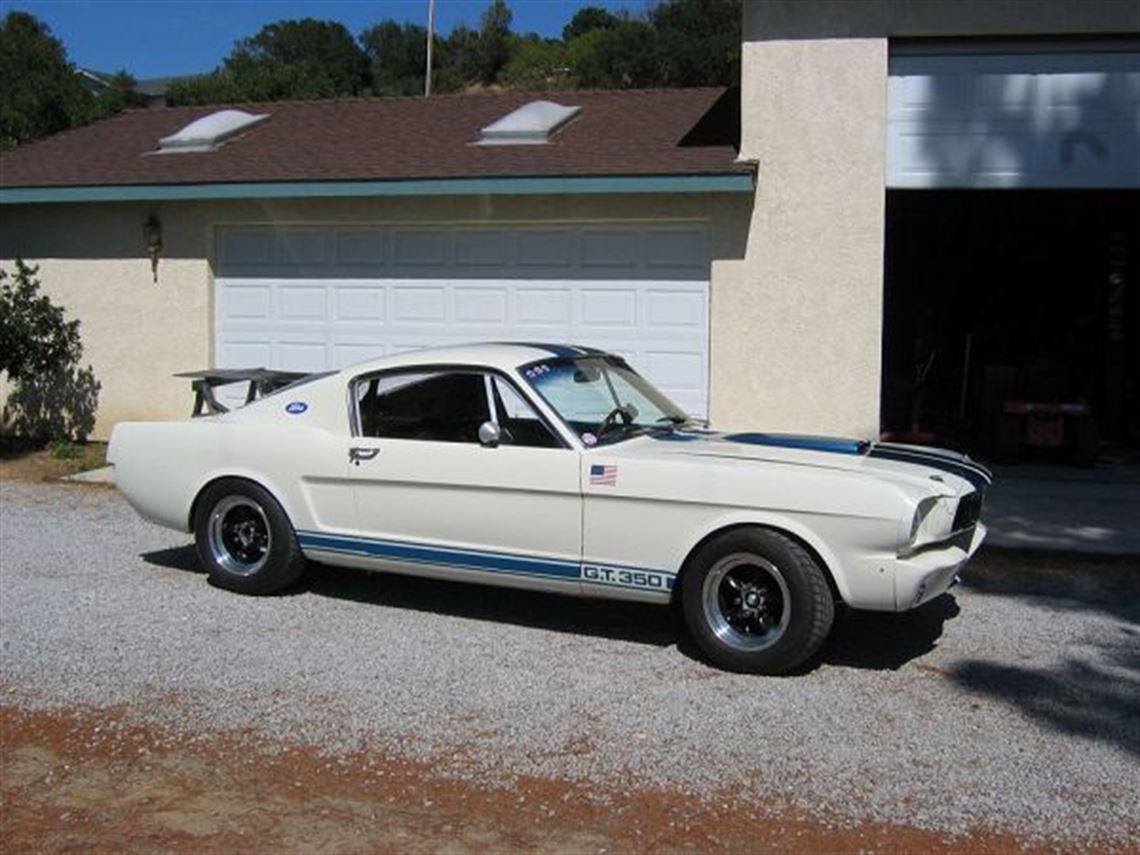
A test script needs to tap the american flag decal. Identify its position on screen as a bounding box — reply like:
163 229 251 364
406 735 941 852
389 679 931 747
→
589 464 618 486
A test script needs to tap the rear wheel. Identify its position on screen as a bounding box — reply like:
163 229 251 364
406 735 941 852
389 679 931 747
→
682 528 834 674
194 479 307 594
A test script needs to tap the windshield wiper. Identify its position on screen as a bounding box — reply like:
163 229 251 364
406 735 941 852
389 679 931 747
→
596 422 652 444
656 415 691 426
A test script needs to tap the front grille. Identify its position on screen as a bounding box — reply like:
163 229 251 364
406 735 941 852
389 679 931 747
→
953 490 984 532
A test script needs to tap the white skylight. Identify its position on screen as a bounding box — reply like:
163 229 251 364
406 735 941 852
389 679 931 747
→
157 109 270 153
478 100 581 145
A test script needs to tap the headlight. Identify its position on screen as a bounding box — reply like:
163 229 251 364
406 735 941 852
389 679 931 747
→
904 496 954 555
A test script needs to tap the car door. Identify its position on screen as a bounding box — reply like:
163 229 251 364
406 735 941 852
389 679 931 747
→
345 368 582 594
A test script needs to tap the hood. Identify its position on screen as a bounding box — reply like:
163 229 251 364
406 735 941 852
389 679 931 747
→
613 430 992 496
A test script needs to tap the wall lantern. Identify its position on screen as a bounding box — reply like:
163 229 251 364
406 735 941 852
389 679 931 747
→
143 214 163 283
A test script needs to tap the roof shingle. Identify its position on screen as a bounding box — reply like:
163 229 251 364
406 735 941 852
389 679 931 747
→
0 88 745 189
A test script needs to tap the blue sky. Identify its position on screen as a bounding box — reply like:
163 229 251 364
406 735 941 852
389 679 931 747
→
4 0 647 79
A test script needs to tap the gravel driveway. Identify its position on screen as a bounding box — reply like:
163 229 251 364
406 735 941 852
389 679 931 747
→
2 481 1137 849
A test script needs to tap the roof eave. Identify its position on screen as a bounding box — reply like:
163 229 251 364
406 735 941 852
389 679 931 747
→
0 173 755 205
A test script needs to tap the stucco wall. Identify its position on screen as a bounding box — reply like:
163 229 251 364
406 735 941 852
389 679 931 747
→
0 193 752 440
737 0 1139 437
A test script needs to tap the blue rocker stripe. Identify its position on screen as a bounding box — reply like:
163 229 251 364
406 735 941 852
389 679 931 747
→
297 531 582 579
296 530 675 589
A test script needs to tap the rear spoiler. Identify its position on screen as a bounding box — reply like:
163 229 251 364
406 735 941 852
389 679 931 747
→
176 369 307 417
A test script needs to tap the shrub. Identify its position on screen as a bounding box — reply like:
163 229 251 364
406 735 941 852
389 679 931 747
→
0 260 100 443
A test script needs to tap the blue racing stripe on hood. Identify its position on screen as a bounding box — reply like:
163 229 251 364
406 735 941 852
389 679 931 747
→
869 445 992 490
722 433 870 455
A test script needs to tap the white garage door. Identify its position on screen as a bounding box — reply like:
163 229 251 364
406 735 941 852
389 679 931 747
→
888 49 1140 188
215 225 711 416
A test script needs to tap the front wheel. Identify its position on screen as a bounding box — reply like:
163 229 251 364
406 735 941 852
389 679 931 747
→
194 479 307 595
681 528 834 674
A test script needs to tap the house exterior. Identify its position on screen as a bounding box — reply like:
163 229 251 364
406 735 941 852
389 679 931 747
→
3 0 1139 446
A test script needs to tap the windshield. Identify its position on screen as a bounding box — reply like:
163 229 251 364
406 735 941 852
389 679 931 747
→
521 356 691 446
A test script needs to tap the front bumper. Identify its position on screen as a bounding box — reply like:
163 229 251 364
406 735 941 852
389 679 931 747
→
893 523 986 610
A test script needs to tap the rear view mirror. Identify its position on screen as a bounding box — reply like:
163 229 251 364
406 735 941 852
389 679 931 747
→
477 421 502 448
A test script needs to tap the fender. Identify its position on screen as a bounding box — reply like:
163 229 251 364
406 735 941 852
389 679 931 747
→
673 509 855 605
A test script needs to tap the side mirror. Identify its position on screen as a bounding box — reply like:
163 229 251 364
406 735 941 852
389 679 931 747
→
477 420 502 448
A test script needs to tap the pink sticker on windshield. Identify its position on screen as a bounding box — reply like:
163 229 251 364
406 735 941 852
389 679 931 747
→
581 432 598 447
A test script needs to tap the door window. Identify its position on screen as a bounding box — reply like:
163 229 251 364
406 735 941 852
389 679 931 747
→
356 371 488 443
354 370 562 448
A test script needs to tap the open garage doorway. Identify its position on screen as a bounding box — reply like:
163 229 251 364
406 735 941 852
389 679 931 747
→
882 189 1140 464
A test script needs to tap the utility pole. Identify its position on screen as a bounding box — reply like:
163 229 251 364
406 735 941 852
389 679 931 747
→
425 0 435 97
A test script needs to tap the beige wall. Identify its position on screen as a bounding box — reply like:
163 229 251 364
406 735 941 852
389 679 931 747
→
0 193 753 440
737 0 1139 437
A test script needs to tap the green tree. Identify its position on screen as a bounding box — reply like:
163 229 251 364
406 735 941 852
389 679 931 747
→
568 20 662 89
168 18 369 105
361 20 429 96
651 0 741 86
433 24 481 93
0 260 99 442
0 12 98 149
563 6 621 42
501 37 571 91
476 0 514 85
98 70 146 112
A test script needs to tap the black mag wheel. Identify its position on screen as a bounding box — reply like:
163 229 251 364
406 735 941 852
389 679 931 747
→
194 479 307 595
682 528 834 675
702 553 791 651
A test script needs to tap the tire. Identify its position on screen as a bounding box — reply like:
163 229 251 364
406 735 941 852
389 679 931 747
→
193 478 307 595
681 528 835 675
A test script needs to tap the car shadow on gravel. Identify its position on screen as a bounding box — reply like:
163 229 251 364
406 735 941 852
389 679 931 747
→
141 545 204 574
142 545 680 646
142 545 962 672
948 546 1140 757
817 595 961 672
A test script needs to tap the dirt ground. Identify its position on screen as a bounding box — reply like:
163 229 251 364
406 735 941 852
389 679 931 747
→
0 441 107 483
2 703 1115 855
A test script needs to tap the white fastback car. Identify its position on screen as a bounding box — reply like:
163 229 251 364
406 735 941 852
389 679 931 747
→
109 343 989 674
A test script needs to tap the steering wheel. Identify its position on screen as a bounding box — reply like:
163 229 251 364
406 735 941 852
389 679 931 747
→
597 405 633 438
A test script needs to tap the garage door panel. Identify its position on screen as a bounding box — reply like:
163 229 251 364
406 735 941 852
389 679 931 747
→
515 287 571 325
335 230 387 266
579 289 636 328
218 230 275 267
647 289 706 327
278 286 327 320
217 224 711 416
454 230 512 267
643 229 709 275
392 286 446 323
277 343 328 372
220 285 272 320
335 286 386 321
888 50 1140 188
453 287 508 324
580 230 639 269
278 232 329 265
392 230 448 267
517 230 575 267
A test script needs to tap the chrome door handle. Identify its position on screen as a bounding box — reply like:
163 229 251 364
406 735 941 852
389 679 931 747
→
349 447 380 464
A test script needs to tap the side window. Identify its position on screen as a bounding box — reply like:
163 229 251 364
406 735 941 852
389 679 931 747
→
356 371 489 443
489 376 561 449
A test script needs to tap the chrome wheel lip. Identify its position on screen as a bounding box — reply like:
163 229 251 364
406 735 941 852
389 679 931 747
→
701 552 791 652
207 495 271 576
